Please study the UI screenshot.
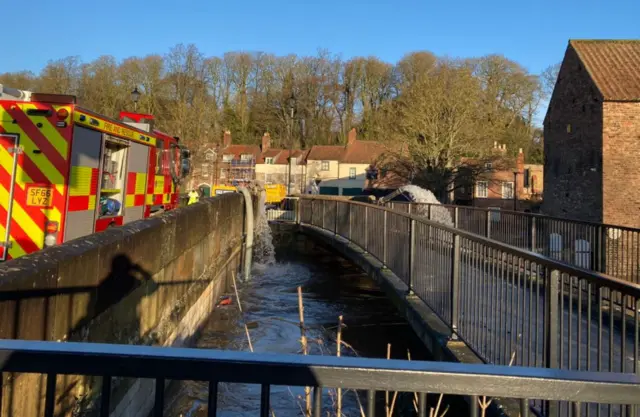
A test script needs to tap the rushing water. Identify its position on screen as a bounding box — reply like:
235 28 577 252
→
252 190 276 266
162 247 443 417
394 185 453 227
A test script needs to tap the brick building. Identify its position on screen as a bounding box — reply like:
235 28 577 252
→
543 40 640 228
454 143 543 210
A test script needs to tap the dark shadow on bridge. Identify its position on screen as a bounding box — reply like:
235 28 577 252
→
0 254 202 417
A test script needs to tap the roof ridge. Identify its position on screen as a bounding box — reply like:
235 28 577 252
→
570 39 640 43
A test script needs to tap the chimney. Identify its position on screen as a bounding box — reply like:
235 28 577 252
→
517 148 525 173
223 130 232 147
261 132 271 152
347 128 357 145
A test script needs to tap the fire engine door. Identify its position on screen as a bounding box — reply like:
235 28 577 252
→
0 133 20 261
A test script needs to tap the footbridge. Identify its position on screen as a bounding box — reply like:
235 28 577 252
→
0 193 639 417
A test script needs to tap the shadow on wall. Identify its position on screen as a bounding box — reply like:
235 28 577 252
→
0 254 201 417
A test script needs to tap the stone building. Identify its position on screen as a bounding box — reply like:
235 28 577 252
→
543 39 640 228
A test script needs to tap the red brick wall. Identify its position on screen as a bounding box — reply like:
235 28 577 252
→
543 45 604 222
602 102 640 228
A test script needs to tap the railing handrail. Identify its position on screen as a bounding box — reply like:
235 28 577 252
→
298 195 640 298
1 339 639 404
386 200 640 234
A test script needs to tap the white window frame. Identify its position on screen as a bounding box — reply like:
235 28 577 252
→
349 167 356 179
222 154 233 162
321 161 330 171
476 181 488 198
502 181 514 199
265 157 274 164
240 154 253 162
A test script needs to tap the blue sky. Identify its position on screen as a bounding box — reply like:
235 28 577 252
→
3 0 639 76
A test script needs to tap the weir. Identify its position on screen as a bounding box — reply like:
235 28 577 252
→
0 190 639 417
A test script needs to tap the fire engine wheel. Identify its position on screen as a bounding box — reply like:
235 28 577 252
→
107 222 116 229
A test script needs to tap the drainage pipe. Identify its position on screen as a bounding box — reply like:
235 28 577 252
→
237 187 254 281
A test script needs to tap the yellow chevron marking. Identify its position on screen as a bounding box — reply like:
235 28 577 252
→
0 107 64 195
0 183 44 250
0 224 26 259
20 103 69 158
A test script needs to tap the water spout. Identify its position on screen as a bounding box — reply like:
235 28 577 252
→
395 185 454 227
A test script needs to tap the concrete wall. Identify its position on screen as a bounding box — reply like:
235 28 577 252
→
0 193 245 417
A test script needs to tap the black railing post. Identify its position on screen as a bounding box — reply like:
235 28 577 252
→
100 375 112 417
545 269 560 417
44 373 56 417
486 210 491 239
451 232 461 338
383 210 388 267
208 381 218 417
408 218 416 295
367 390 376 417
334 200 338 235
530 216 537 252
364 206 369 253
348 203 352 241
154 378 165 417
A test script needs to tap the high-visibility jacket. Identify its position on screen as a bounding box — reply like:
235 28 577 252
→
188 191 199 205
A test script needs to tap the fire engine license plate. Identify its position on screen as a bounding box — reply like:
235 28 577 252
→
26 185 54 208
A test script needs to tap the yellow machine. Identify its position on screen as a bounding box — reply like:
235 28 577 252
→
264 184 286 204
212 184 286 204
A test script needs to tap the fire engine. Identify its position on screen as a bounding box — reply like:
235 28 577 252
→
0 85 191 261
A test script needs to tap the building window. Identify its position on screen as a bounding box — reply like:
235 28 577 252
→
349 167 356 179
321 161 330 171
222 154 233 162
476 181 488 198
240 154 252 162
485 162 492 169
205 152 215 161
502 181 514 199
265 157 274 164
523 168 530 187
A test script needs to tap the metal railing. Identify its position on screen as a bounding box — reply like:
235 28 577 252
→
385 202 640 285
298 196 640 412
1 339 639 417
266 208 296 222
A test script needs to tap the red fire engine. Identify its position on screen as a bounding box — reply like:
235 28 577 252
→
0 85 191 261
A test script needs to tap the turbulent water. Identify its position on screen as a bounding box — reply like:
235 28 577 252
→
396 185 454 227
252 191 276 266
161 249 437 417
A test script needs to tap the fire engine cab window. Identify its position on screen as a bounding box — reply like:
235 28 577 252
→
99 135 129 218
156 140 164 175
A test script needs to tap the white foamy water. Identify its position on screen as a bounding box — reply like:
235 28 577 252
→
396 184 454 227
252 189 276 266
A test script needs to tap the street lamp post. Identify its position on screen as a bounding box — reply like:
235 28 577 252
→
287 94 295 195
513 171 518 211
131 87 141 112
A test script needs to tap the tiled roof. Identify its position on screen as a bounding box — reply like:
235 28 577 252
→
258 149 282 163
307 145 345 161
570 40 640 101
274 149 307 165
221 144 261 160
342 140 388 164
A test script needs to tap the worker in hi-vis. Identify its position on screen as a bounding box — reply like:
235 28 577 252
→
187 189 199 205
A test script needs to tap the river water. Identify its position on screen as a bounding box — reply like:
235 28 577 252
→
162 246 439 417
